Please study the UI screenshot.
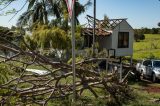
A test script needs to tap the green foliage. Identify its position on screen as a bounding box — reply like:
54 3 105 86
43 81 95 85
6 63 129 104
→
22 35 38 50
16 0 92 27
24 24 70 51
0 0 13 5
0 8 16 16
67 56 84 64
134 34 145 42
0 26 21 40
151 28 159 34
134 28 160 35
0 26 21 56
84 48 92 59
0 26 13 38
75 25 84 49
17 0 50 26
28 0 36 10
0 64 10 84
74 0 92 24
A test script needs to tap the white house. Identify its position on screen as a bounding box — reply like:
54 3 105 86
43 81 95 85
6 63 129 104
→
82 15 134 60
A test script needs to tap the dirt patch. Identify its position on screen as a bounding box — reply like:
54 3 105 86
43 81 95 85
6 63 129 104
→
143 86 160 93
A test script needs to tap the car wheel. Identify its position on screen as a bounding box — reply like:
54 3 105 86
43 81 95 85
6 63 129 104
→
152 73 157 83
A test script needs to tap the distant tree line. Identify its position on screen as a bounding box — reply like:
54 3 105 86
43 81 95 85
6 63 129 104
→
134 27 160 42
135 27 160 34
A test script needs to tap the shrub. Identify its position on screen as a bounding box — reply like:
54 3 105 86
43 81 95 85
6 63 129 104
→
134 34 145 42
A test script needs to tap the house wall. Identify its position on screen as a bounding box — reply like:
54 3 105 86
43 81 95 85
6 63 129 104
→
96 36 112 50
111 20 134 56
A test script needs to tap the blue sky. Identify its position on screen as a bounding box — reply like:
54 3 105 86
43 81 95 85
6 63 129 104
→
0 0 160 28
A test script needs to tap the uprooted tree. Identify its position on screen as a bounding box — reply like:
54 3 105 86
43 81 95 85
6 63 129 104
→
0 28 135 106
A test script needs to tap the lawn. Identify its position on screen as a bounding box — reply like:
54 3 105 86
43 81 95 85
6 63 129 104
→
127 80 160 106
133 34 160 60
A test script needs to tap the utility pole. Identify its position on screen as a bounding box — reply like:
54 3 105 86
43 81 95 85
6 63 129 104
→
71 0 76 103
92 0 96 57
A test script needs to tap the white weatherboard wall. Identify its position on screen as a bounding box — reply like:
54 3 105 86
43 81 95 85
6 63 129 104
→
111 20 134 56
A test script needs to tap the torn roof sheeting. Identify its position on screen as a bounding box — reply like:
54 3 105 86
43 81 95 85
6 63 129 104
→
82 28 111 36
81 15 127 36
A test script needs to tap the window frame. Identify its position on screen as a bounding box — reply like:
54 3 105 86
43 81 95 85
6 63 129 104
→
118 32 129 48
143 60 152 66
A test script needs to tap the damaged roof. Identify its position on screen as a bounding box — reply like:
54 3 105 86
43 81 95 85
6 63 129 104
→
82 28 111 36
82 15 127 36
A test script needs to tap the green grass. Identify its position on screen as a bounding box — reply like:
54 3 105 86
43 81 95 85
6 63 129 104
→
126 90 160 106
133 34 160 60
126 80 160 106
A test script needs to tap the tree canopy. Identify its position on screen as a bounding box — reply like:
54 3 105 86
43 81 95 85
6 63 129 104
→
0 0 91 29
25 24 70 50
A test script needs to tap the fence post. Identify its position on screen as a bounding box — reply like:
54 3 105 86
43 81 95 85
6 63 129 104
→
119 63 122 82
106 51 110 73
130 55 133 66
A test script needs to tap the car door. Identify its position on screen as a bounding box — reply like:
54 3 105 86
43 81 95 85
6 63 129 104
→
142 60 148 75
146 60 152 76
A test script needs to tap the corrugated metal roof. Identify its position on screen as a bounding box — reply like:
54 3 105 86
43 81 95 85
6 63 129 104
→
82 28 111 36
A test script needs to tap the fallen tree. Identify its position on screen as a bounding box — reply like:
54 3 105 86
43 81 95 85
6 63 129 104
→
0 35 134 106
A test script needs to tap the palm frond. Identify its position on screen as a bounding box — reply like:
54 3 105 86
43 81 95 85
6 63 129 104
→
28 0 37 10
16 10 33 27
84 0 92 10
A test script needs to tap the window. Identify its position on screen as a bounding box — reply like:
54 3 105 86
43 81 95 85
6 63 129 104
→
143 60 152 66
84 35 93 48
153 61 160 67
118 32 129 48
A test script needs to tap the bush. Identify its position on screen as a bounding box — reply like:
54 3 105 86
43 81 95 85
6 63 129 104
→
134 34 145 42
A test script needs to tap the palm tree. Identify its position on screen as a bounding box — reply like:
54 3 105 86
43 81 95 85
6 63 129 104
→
17 0 48 27
48 0 92 24
17 0 92 27
75 0 92 24
17 0 66 27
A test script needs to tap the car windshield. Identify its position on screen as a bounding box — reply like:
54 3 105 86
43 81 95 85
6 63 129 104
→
153 61 160 67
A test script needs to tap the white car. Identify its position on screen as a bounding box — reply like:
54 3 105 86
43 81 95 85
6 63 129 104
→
136 59 160 82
